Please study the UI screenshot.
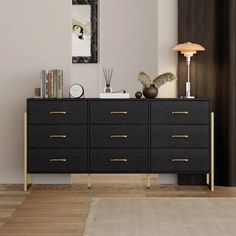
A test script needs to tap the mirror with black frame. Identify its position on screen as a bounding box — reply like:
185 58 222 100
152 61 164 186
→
72 0 97 63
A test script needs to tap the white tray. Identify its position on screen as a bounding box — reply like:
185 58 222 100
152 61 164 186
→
99 93 130 99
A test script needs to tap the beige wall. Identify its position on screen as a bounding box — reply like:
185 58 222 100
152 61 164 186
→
0 0 177 184
157 0 178 99
72 0 158 97
157 0 178 184
0 0 72 184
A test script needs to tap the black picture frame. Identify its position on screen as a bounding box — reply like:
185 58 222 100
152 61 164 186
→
72 0 98 63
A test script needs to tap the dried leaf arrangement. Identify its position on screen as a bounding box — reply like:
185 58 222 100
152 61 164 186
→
103 68 114 93
137 72 177 98
138 72 177 88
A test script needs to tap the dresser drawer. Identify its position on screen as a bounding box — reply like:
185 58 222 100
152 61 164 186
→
90 125 148 148
28 100 87 124
151 101 209 124
90 149 148 173
90 100 148 124
151 149 210 173
28 125 87 148
28 149 87 173
151 125 209 148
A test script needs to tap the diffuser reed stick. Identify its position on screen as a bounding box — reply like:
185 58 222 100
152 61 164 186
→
103 68 113 93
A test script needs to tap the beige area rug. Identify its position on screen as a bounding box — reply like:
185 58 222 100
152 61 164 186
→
84 198 236 236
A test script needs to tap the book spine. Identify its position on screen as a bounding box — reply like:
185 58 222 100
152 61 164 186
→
50 70 54 98
51 71 53 98
56 70 59 98
45 70 48 98
48 71 51 98
40 70 45 98
53 70 57 98
57 70 63 98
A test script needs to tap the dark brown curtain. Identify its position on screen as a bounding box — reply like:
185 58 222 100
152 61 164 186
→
178 0 236 186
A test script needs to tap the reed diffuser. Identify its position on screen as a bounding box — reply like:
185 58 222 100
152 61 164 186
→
103 68 113 93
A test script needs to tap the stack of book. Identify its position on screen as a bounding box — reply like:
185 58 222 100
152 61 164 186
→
40 70 63 98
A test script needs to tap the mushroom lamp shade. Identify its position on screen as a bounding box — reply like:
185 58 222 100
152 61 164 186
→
173 42 205 98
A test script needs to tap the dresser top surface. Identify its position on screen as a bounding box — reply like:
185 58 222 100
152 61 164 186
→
27 98 210 102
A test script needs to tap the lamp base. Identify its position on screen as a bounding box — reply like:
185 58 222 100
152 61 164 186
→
180 95 195 99
184 81 195 99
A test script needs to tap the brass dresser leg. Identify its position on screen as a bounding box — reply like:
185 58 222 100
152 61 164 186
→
206 174 210 185
147 174 150 189
210 112 214 191
88 174 91 189
24 112 31 192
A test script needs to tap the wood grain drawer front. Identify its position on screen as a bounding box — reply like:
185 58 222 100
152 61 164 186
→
151 149 210 173
151 125 209 148
28 101 87 124
90 125 148 148
28 125 87 148
151 101 209 124
28 149 87 173
90 101 148 124
90 149 148 173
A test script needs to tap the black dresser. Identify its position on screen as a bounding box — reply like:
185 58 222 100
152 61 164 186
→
24 99 214 191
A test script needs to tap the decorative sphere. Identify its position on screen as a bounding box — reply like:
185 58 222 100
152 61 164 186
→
135 91 142 99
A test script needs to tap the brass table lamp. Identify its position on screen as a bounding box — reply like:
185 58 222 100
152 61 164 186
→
173 42 205 98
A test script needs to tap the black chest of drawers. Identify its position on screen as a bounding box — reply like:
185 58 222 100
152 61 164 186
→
25 98 214 191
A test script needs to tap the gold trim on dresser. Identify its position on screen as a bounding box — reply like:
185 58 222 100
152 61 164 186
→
110 135 128 139
49 111 67 115
172 158 190 162
24 112 32 192
206 112 214 191
110 111 128 115
211 112 214 191
171 111 189 115
49 159 67 162
88 174 91 189
49 135 67 138
171 135 189 138
147 174 150 189
110 159 128 162
206 173 210 185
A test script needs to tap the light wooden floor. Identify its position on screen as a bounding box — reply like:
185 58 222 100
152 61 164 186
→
1 175 236 236
0 185 27 230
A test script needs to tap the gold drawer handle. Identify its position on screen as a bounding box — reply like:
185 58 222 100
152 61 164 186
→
111 111 128 115
50 111 67 115
110 158 128 162
49 158 67 162
172 111 189 115
110 135 128 138
172 158 190 162
49 135 67 138
171 135 189 138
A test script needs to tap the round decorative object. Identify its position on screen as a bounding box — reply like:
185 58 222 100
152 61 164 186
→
135 91 142 99
69 83 84 98
142 84 158 98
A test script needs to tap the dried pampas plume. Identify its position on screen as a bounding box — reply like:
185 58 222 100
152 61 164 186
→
138 72 152 88
153 72 177 88
138 71 177 88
